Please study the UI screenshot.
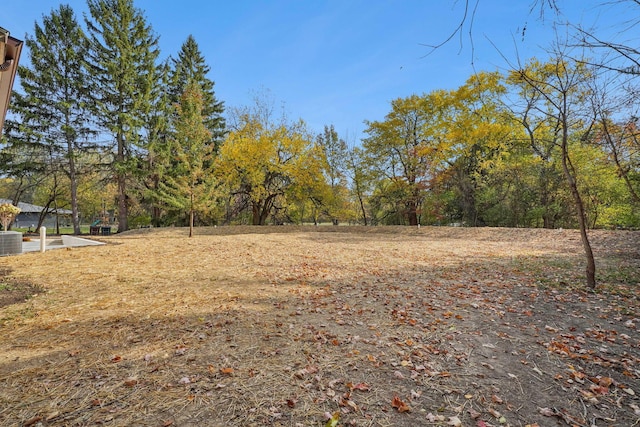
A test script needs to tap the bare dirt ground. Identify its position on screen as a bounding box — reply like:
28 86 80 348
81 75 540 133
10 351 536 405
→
0 226 638 427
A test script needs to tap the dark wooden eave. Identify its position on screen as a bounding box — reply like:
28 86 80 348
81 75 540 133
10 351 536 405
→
0 27 23 137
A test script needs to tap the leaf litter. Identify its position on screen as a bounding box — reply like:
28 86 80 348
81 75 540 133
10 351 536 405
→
0 225 638 426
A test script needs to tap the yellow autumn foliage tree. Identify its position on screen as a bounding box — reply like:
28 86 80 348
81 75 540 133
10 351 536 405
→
216 114 328 225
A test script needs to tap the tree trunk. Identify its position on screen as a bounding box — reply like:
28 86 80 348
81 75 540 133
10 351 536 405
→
406 199 418 226
252 201 261 225
117 173 128 233
68 152 81 235
65 110 81 235
116 132 128 233
151 174 163 227
251 195 276 225
561 119 596 289
189 209 194 238
358 194 368 226
259 200 272 225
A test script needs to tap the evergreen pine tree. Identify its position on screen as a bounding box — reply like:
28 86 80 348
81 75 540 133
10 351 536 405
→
140 60 174 227
156 82 216 237
85 0 160 232
170 35 225 150
8 4 92 235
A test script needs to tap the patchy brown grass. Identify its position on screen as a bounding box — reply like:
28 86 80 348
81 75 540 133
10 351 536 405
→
0 268 43 308
0 226 638 427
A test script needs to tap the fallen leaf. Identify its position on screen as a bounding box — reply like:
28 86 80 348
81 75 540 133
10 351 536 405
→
348 382 370 391
426 412 446 422
468 407 482 419
538 407 555 417
220 367 234 375
579 389 599 404
394 370 405 379
488 407 502 418
447 415 462 426
45 412 59 421
341 398 358 411
324 411 340 427
391 395 411 412
268 406 282 419
481 362 495 370
589 384 609 395
598 376 613 387
124 377 138 387
328 377 342 388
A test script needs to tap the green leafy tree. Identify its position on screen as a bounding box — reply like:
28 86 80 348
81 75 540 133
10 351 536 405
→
8 5 92 235
473 136 550 227
85 0 160 232
156 82 216 237
0 118 50 206
432 72 512 226
507 62 573 228
316 125 349 224
588 78 640 208
345 146 372 225
509 53 597 288
363 94 438 225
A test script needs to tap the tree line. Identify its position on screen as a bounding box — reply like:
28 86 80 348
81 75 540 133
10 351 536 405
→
1 0 638 240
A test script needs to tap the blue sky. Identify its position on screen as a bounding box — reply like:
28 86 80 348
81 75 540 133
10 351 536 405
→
4 1 631 141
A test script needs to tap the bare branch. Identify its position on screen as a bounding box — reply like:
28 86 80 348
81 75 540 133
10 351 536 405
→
420 0 478 57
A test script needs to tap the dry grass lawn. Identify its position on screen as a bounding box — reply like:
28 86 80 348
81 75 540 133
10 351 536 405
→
0 226 638 426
